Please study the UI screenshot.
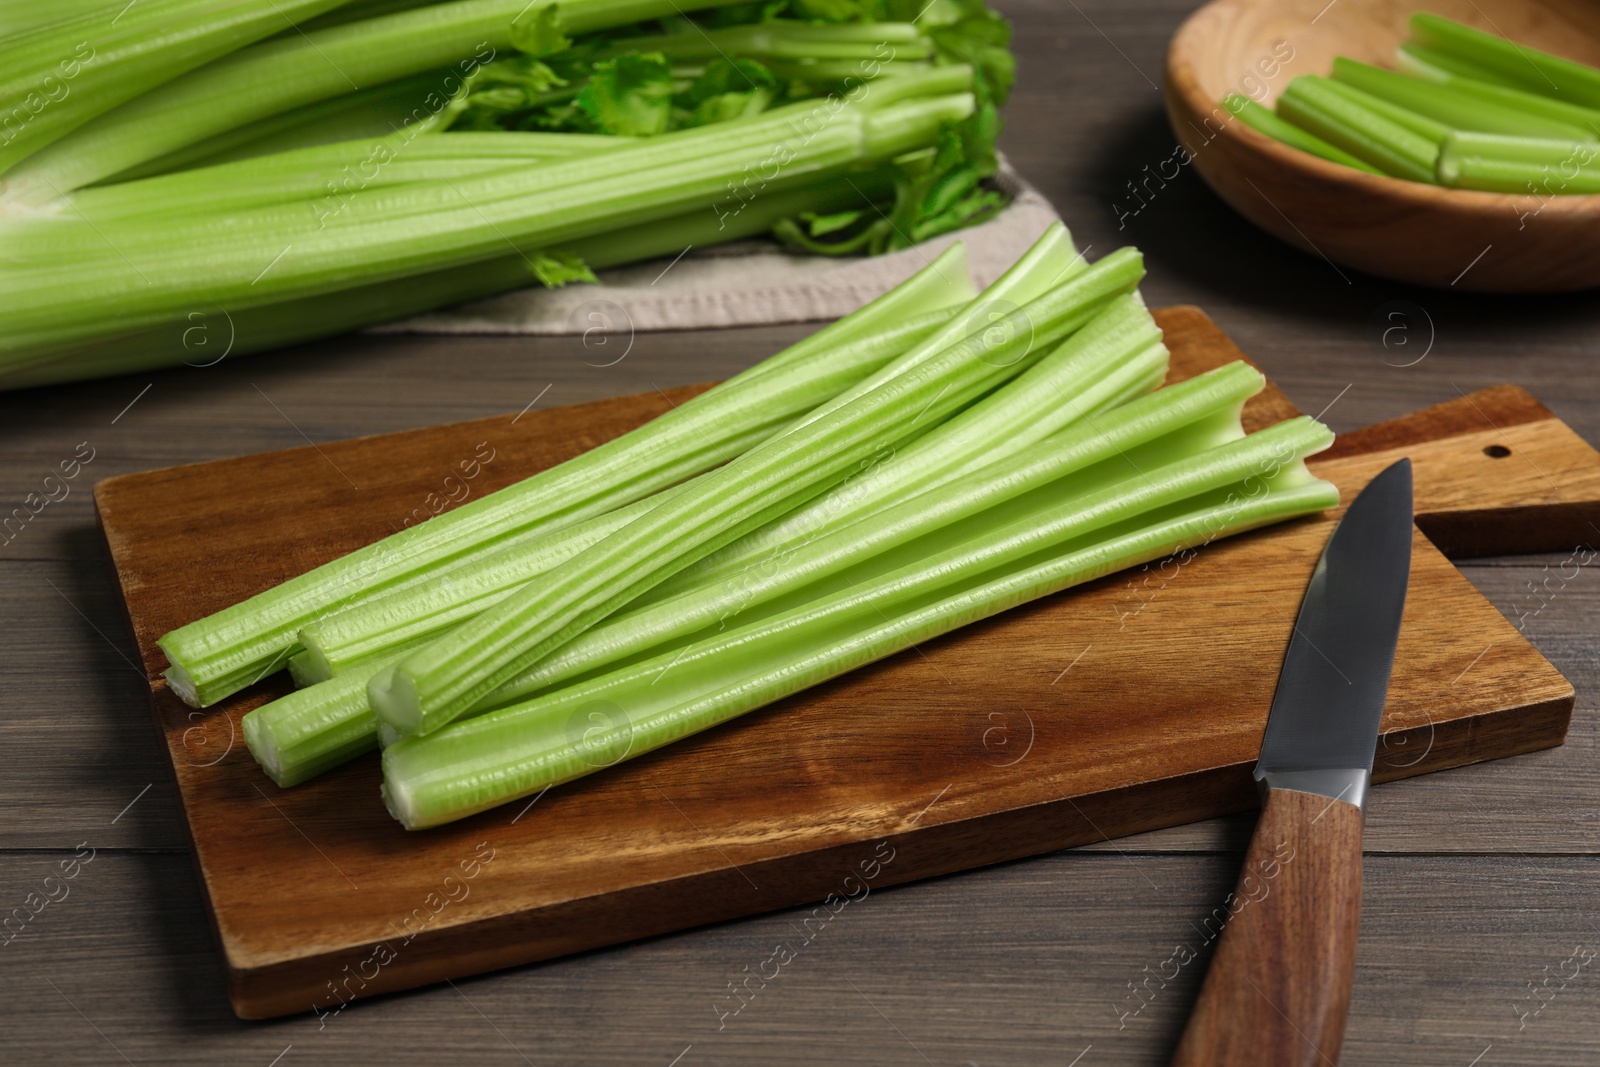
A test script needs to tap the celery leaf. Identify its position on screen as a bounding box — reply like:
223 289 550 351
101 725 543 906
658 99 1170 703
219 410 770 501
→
577 53 676 136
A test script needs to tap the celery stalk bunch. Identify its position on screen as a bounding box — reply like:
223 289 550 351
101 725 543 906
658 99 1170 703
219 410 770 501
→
174 228 1345 827
0 0 1019 388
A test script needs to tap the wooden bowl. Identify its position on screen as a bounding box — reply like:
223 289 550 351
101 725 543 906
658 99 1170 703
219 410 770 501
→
1165 0 1600 292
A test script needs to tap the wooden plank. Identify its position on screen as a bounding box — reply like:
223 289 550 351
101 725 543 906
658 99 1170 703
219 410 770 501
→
0 326 815 564
4 851 1598 1066
91 308 1593 1017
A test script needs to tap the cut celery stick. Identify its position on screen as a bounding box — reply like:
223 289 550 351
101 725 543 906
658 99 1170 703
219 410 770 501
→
381 419 1338 829
1395 42 1525 91
1409 12 1600 110
1277 75 1442 182
368 246 1148 737
1223 93 1385 174
244 656 410 787
1330 57 1595 141
156 244 978 707
1313 76 1451 141
1394 47 1600 136
1437 130 1600 192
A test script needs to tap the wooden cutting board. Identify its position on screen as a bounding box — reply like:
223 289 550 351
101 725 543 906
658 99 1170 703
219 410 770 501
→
94 307 1598 1020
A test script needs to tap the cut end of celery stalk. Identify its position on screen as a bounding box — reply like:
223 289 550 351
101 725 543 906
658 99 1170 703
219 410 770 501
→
1276 76 1441 184
241 708 293 789
368 664 425 736
243 666 385 786
1329 56 1597 144
290 642 339 687
157 628 301 709
287 648 325 687
1436 130 1600 191
1222 93 1384 175
382 781 412 828
163 663 201 708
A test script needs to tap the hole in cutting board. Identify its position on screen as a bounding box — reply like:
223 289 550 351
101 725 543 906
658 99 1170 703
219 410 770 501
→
1484 444 1512 458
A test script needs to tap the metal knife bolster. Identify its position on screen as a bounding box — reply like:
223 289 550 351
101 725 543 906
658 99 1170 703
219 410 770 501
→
1256 767 1370 812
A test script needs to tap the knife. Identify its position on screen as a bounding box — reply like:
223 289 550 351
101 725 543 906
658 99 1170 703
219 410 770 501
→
1170 458 1413 1067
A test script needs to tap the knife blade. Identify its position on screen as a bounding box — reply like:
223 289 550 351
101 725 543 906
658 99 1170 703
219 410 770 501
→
1170 457 1413 1067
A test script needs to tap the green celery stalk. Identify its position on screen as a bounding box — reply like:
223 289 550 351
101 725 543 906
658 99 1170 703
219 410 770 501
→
604 20 933 62
0 0 354 176
299 0 448 31
381 417 1338 829
155 243 978 707
1 2 123 38
778 218 1087 434
1276 75 1441 182
1395 42 1524 91
761 59 932 84
1436 130 1600 193
106 69 469 182
251 360 1267 784
68 131 629 221
1330 57 1595 142
1409 13 1600 110
0 84 978 353
1394 46 1600 136
368 245 1148 737
0 0 755 203
244 655 409 787
10 63 975 256
0 170 893 389
662 288 1159 595
295 494 680 682
1312 76 1451 141
1224 93 1383 173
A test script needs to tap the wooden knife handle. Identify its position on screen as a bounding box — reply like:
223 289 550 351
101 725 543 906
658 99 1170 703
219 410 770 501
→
1169 787 1363 1067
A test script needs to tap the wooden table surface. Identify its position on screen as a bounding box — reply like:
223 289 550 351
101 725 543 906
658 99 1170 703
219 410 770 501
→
3 1 1597 1063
